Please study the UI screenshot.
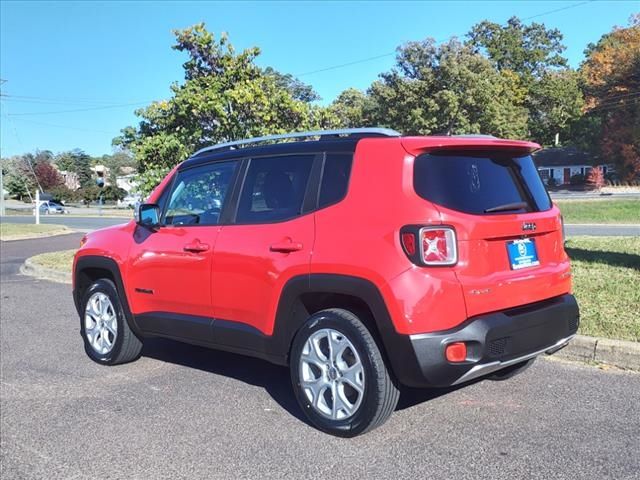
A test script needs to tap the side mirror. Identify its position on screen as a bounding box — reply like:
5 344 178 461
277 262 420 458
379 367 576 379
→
136 203 160 228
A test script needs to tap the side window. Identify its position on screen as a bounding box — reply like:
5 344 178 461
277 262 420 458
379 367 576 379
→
163 161 238 226
319 153 352 208
236 155 314 223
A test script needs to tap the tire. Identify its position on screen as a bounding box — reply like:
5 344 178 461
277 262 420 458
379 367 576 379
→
290 308 399 437
488 358 535 381
80 279 143 365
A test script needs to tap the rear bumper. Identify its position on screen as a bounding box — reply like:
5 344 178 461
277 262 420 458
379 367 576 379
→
391 294 579 387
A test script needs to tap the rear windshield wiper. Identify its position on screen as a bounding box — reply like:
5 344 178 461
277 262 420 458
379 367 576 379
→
484 201 528 213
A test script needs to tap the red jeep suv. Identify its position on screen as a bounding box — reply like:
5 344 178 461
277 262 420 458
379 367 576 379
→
73 128 579 436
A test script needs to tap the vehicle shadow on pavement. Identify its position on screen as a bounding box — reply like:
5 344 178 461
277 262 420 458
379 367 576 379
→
141 337 469 420
141 337 310 425
396 382 478 411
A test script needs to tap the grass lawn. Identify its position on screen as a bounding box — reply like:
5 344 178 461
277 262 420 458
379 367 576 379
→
29 249 76 272
0 223 70 241
565 236 640 342
555 199 640 224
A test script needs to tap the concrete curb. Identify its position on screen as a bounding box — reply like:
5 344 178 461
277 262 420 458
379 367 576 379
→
1 229 73 242
555 335 640 371
20 257 72 284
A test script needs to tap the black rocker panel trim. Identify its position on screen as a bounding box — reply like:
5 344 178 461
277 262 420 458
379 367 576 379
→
134 312 280 364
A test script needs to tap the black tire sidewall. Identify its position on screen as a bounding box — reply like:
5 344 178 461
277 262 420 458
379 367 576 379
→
290 310 386 437
80 279 127 365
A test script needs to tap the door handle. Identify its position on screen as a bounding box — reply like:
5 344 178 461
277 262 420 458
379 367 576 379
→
270 240 303 253
183 241 210 253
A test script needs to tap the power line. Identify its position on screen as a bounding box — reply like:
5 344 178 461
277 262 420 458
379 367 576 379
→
0 93 149 105
584 98 640 115
5 116 114 134
1 97 142 107
295 0 595 77
5 100 155 116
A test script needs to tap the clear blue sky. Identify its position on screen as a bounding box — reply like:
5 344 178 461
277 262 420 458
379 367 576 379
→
1 0 637 157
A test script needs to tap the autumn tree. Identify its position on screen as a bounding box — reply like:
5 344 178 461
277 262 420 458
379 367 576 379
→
580 15 640 181
586 166 605 190
33 162 63 190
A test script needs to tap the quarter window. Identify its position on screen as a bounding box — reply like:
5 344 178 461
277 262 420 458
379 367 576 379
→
163 161 238 226
236 155 314 223
319 153 352 208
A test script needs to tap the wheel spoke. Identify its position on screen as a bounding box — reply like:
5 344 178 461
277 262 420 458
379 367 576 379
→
328 332 347 364
340 363 364 394
104 318 117 336
302 336 327 367
84 292 117 355
334 384 356 419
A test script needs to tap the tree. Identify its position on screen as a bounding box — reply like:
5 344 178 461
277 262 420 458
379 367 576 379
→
34 161 63 190
366 38 529 137
467 17 583 146
328 88 371 128
467 16 567 79
580 16 640 181
101 184 127 202
55 149 93 188
114 24 333 182
263 67 320 103
586 166 605 190
2 156 35 199
528 69 584 145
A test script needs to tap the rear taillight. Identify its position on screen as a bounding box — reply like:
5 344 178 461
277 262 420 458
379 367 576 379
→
400 225 458 266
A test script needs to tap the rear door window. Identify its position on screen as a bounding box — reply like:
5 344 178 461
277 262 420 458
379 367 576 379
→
236 154 314 223
414 151 551 214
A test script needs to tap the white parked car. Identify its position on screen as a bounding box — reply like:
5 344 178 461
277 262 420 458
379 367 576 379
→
34 200 69 215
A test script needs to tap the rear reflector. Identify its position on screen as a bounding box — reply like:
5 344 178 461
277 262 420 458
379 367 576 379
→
445 342 467 363
401 232 416 256
420 227 457 265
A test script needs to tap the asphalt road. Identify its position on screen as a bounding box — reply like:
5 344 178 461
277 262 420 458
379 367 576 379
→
1 236 639 479
2 215 639 237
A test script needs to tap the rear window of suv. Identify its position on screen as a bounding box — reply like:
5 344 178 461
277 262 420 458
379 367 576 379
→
414 150 552 215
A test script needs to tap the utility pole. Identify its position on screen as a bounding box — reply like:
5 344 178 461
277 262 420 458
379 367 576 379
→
0 158 5 216
0 79 6 216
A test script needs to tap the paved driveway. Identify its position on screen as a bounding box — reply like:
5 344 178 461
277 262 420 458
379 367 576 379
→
1 236 639 479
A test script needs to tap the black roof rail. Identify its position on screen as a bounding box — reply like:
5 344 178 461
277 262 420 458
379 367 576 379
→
191 128 401 156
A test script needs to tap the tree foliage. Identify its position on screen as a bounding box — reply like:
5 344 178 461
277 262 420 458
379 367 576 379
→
328 88 372 128
55 149 93 188
114 23 335 179
467 16 567 78
33 161 63 190
367 38 529 138
580 16 640 181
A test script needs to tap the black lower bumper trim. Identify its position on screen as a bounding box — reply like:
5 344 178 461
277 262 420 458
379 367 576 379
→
394 294 580 387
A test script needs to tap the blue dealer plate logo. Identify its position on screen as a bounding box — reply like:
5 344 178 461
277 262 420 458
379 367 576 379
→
506 238 540 270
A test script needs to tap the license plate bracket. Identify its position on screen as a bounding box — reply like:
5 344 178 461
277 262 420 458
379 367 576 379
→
506 238 540 270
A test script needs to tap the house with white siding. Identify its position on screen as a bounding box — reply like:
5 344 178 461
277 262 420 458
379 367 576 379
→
533 147 611 186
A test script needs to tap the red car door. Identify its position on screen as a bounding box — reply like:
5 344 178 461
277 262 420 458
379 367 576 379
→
212 154 317 335
127 160 239 320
